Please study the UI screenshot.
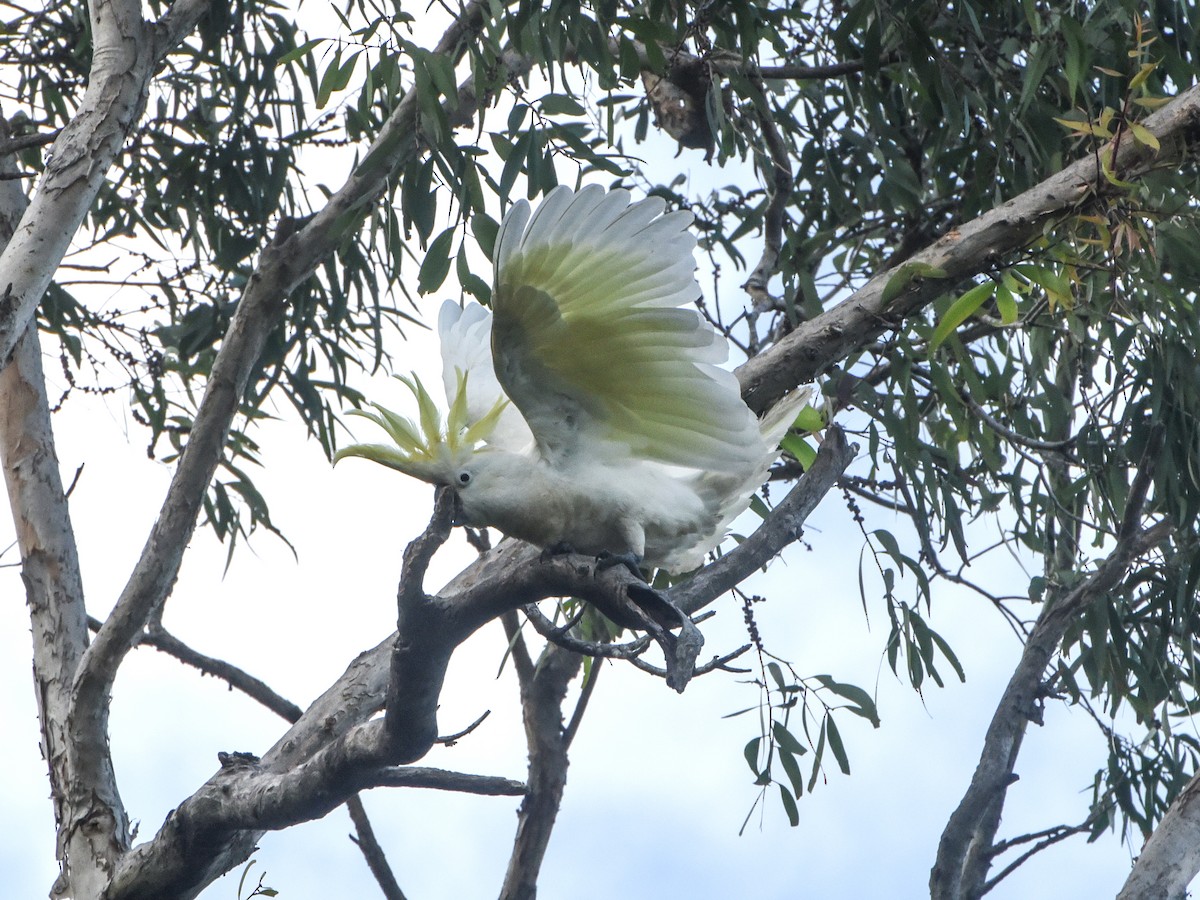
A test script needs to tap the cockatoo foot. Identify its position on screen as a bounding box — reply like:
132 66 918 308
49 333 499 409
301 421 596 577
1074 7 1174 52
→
594 550 646 580
539 540 578 563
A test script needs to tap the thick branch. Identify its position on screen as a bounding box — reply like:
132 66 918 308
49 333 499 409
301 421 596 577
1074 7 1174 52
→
499 642 582 900
1116 772 1200 900
0 117 109 899
385 487 456 756
930 520 1174 900
105 526 660 897
735 84 1200 413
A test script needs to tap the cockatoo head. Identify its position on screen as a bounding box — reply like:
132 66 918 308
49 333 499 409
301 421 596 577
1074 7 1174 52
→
334 371 508 489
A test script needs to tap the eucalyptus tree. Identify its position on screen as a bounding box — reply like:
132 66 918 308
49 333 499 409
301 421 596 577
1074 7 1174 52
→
3 0 1200 898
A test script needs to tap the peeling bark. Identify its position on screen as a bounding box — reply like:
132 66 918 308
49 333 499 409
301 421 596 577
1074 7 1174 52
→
0 116 119 899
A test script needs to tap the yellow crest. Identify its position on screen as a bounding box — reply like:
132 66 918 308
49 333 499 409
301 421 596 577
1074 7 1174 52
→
334 371 508 483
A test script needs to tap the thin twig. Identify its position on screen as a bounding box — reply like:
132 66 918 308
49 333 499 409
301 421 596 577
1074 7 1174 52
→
562 662 600 750
0 128 59 156
346 795 407 900
522 603 654 660
372 766 526 795
436 710 490 746
982 815 1100 894
626 644 753 680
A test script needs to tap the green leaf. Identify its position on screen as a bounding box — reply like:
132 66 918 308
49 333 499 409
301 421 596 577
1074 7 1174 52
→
826 715 851 775
791 404 825 433
417 227 455 294
540 93 587 116
778 745 805 800
881 261 948 305
767 661 788 693
778 782 800 826
471 212 500 263
773 720 808 756
929 628 967 683
930 281 996 350
276 38 325 66
1129 61 1158 91
499 128 533 202
1129 122 1160 152
814 676 881 728
315 50 359 110
780 433 816 469
743 737 763 777
807 719 826 793
994 282 1018 325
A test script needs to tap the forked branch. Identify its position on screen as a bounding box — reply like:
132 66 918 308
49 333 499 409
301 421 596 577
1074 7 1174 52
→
930 520 1173 900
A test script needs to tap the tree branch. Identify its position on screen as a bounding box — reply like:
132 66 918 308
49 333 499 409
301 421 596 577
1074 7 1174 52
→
735 84 1200 414
108 427 856 896
107 618 304 724
0 115 108 900
0 0 211 370
373 767 526 795
984 815 1100 895
347 796 407 900
498 643 581 900
0 127 60 157
102 516 678 897
385 487 456 757
742 75 795 350
1116 771 1200 900
929 521 1174 900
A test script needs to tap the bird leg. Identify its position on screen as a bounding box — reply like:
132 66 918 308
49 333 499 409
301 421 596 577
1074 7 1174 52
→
594 549 646 580
539 540 578 563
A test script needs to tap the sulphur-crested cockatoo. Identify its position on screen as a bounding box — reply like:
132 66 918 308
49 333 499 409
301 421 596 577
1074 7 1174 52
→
337 185 809 574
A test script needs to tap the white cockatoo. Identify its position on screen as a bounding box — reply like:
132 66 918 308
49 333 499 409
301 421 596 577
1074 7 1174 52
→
337 185 810 575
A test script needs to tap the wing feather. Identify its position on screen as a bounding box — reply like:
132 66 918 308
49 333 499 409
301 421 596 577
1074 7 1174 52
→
437 300 533 452
491 186 762 472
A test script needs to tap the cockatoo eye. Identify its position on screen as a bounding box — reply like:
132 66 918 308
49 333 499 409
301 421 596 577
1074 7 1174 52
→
457 471 471 485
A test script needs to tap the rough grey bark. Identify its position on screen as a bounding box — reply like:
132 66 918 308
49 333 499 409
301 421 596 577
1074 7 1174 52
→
499 642 582 900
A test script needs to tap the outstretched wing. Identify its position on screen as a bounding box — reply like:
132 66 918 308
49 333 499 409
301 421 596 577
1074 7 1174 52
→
490 185 762 472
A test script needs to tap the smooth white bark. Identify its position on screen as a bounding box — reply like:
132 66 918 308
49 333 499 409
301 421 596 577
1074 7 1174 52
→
1117 775 1200 900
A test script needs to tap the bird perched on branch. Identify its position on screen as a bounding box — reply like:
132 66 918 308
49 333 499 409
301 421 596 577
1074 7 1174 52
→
337 185 810 575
